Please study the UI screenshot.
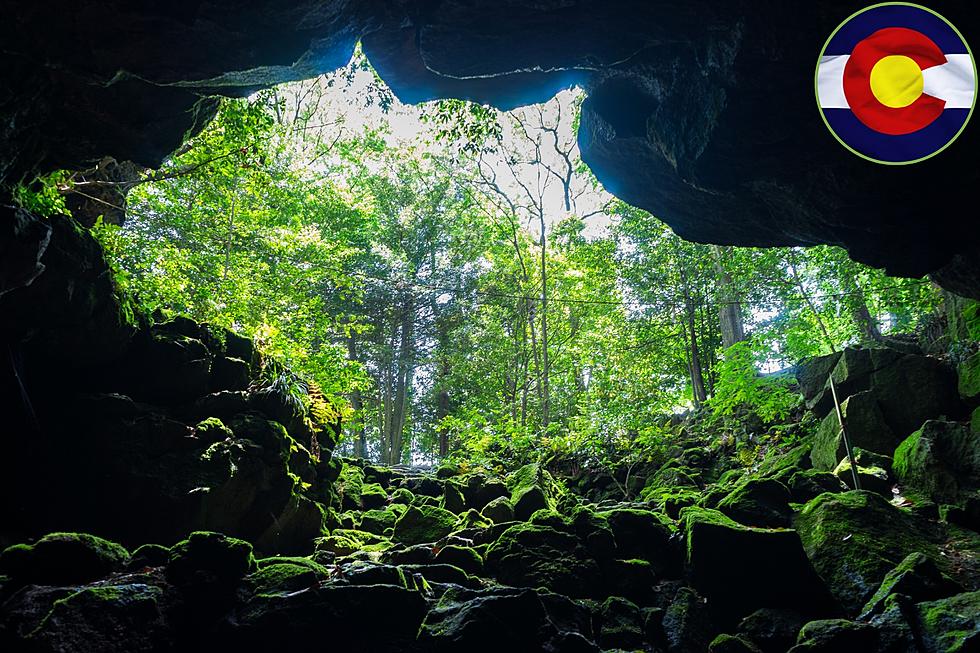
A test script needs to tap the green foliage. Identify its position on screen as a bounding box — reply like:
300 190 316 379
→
710 340 800 423
12 170 72 216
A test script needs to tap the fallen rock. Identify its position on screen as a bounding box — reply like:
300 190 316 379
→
0 533 130 586
893 419 980 506
392 505 457 545
859 552 963 619
485 523 601 598
716 478 793 528
787 619 876 652
794 491 940 615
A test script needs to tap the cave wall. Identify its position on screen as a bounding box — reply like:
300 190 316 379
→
1 1 978 292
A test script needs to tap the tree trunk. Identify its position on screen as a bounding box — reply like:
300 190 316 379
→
346 333 367 459
679 260 708 406
388 295 414 465
538 209 551 429
711 245 746 349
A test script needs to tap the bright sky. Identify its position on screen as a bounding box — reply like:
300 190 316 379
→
275 51 616 239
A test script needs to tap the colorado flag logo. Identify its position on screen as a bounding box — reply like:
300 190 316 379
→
816 3 976 164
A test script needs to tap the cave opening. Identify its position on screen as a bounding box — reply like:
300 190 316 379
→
1 3 979 651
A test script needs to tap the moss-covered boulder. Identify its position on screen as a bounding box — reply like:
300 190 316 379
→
223 583 427 649
359 507 400 535
786 470 845 504
681 507 832 617
128 543 170 570
485 523 601 598
246 559 327 595
716 478 793 528
359 482 388 510
916 590 980 653
737 608 806 653
392 505 457 545
336 463 365 511
461 474 511 511
958 352 980 406
662 586 714 653
599 507 680 577
894 419 980 506
794 491 941 615
598 596 645 649
195 416 233 444
832 450 893 496
25 583 172 653
787 619 876 652
481 496 515 524
811 391 895 470
166 531 256 589
0 533 130 586
434 545 484 576
441 482 467 514
860 552 963 619
506 463 558 521
709 634 763 653
419 586 595 651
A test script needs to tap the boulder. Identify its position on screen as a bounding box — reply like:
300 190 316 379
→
392 505 457 545
222 583 427 651
716 478 793 528
0 533 130 586
787 619 876 652
811 391 895 470
957 352 980 406
211 355 250 392
893 419 980 506
796 352 842 407
441 482 467 514
681 507 832 617
245 559 326 595
485 523 601 598
419 586 597 652
462 475 510 511
600 507 681 577
25 583 173 653
794 491 940 615
859 552 963 619
709 634 763 653
359 483 389 510
434 545 484 576
165 531 256 592
831 449 893 496
661 587 714 653
915 590 980 653
481 496 515 524
359 507 400 535
737 608 806 653
506 463 558 521
598 596 645 649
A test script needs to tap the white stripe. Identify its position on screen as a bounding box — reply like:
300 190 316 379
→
922 54 975 108
817 55 849 108
817 53 976 109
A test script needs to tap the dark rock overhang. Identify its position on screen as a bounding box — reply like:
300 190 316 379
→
2 1 978 293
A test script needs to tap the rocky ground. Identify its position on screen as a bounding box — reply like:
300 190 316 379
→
2 335 979 651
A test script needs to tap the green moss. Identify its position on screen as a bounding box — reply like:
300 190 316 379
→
481 496 515 524
195 416 233 441
0 532 130 585
359 483 388 509
709 633 763 653
337 463 365 507
434 545 484 575
360 508 399 534
391 488 415 505
794 491 940 614
392 505 457 545
246 560 327 595
917 591 980 652
456 508 493 530
958 353 980 402
166 531 256 587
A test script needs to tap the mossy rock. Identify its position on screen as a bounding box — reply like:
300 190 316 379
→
481 496 515 524
0 532 130 586
360 508 400 535
716 478 793 528
786 469 845 503
789 619 876 651
391 487 416 505
958 352 980 406
166 531 256 588
359 482 388 510
434 544 484 575
709 633 763 653
456 508 493 530
599 507 679 576
195 416 233 444
528 509 568 529
128 543 170 570
392 505 457 545
860 552 963 619
246 559 327 595
893 419 980 506
681 507 833 617
811 391 895 471
506 463 559 520
598 596 645 649
794 491 941 615
485 523 601 598
662 586 714 653
440 481 467 514
916 590 980 653
641 485 702 518
832 452 893 496
25 583 170 652
336 463 365 511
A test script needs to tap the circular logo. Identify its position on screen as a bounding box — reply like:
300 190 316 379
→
816 3 976 164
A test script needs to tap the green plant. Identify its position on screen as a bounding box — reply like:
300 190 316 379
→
710 340 801 424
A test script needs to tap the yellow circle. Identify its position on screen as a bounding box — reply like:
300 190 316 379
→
869 55 924 107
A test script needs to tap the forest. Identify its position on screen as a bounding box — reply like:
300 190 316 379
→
33 51 939 471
